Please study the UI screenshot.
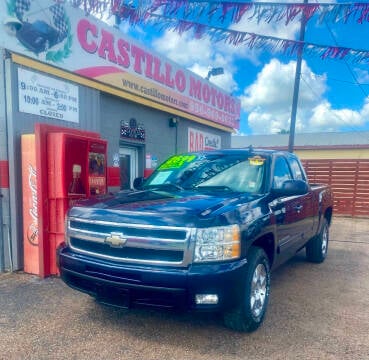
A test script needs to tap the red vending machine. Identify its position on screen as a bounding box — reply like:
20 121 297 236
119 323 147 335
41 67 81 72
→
47 133 107 275
22 124 107 277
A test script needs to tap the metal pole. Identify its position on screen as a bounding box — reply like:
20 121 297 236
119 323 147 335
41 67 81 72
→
175 122 178 154
288 0 308 153
0 51 7 272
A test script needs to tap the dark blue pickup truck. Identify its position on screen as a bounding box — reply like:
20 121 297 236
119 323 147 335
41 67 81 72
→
57 148 333 332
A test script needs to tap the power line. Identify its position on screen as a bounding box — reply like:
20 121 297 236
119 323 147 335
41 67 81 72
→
303 73 369 86
312 0 369 97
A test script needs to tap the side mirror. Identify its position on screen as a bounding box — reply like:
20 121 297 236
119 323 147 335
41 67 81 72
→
133 177 145 190
271 179 309 197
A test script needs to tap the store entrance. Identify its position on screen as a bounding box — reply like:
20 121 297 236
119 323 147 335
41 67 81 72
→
119 147 138 189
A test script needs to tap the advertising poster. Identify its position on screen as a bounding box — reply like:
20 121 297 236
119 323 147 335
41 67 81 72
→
88 152 106 195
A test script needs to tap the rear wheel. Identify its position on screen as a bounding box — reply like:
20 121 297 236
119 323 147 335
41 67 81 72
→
306 218 329 263
223 246 270 332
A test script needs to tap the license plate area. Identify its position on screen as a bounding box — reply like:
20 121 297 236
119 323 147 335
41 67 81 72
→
96 285 130 309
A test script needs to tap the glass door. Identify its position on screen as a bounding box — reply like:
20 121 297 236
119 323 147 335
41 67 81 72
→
119 147 138 189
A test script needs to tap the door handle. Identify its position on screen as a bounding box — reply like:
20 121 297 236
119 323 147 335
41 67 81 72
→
294 205 303 213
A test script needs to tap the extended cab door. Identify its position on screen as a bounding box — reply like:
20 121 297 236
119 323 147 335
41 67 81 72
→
287 155 316 242
269 155 312 263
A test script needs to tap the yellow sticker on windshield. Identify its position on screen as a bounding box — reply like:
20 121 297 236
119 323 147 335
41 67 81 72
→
249 156 265 166
158 155 196 170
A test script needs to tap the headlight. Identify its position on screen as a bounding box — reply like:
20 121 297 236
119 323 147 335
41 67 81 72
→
193 224 240 263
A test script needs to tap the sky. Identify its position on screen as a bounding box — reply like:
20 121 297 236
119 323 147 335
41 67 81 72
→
110 1 369 136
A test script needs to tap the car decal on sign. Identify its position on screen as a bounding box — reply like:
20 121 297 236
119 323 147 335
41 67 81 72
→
5 0 72 62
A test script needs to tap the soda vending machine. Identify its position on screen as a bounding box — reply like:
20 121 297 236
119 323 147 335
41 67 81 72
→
22 124 107 277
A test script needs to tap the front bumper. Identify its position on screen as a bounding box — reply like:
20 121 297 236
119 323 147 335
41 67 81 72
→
57 244 248 312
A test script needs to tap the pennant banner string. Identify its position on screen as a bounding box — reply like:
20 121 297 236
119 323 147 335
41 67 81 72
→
69 1 369 26
66 1 369 62
130 12 369 63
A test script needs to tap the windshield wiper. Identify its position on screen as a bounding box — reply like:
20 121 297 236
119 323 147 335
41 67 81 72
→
146 183 184 191
195 185 234 192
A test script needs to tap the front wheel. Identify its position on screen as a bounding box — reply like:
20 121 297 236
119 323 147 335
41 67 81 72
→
223 246 270 332
306 218 329 263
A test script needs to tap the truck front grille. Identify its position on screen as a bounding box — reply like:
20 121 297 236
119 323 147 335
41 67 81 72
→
67 217 193 267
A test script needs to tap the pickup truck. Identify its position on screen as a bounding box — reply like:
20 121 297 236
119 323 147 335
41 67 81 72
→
57 148 333 332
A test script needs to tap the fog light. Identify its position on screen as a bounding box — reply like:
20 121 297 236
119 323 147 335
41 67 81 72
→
195 294 219 305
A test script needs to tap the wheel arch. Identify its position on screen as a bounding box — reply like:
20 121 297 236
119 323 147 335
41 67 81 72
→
250 233 275 268
324 206 333 226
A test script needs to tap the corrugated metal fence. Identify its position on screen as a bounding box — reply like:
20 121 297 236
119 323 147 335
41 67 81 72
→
301 159 369 217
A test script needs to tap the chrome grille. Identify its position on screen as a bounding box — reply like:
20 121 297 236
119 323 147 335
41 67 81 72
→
67 217 194 267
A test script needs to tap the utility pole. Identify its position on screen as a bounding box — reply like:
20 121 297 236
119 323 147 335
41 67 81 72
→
288 0 308 153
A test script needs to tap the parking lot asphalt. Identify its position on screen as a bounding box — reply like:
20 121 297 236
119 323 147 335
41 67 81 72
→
1 217 369 360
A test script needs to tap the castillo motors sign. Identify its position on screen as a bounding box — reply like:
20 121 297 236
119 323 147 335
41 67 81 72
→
1 1 240 129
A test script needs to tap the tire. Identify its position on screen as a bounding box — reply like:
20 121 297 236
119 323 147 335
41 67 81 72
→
223 246 271 332
306 218 329 263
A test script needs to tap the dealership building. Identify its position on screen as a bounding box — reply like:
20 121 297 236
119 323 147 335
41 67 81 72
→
0 1 240 274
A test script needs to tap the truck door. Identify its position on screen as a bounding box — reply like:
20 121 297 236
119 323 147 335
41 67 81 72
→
288 156 316 243
289 155 318 242
270 156 306 263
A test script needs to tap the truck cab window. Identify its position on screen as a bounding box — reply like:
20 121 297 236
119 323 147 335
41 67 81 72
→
273 157 292 189
289 157 306 181
199 160 265 193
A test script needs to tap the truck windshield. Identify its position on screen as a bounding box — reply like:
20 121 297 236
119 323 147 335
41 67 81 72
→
144 153 266 193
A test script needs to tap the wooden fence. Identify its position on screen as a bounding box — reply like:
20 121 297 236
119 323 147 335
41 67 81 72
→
301 159 369 217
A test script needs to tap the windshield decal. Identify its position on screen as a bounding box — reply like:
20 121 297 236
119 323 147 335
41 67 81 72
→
158 155 196 170
249 156 265 166
149 170 172 185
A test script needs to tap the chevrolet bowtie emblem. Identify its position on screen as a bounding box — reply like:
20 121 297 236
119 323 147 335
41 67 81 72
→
105 232 127 248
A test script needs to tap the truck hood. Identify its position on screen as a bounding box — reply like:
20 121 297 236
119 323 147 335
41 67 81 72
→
68 189 260 227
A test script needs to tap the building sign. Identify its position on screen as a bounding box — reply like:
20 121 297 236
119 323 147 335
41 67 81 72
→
188 128 221 152
1 1 240 129
120 118 145 141
18 68 79 123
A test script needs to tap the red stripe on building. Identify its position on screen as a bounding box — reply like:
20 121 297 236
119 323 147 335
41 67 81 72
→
0 160 9 188
107 167 120 187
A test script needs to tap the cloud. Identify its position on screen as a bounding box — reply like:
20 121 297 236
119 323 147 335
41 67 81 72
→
230 13 300 43
240 59 309 134
310 102 364 130
354 68 369 84
228 0 301 65
152 30 212 65
130 3 309 95
187 63 238 93
240 59 369 134
150 11 303 93
152 30 238 92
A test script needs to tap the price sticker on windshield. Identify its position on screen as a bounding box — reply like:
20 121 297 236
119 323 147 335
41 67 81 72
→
249 156 265 166
159 155 196 170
